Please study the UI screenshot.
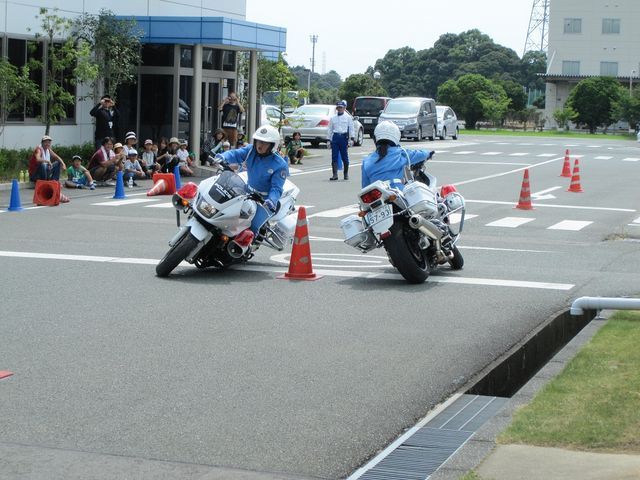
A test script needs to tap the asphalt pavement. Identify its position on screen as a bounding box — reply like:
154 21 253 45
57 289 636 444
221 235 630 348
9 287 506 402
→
1 134 639 479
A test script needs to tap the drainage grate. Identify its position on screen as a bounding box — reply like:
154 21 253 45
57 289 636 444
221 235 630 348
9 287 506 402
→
356 394 506 480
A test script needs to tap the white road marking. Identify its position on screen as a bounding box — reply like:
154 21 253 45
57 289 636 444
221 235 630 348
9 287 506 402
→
633 216 640 224
102 192 148 198
0 206 46 213
547 220 593 231
432 161 529 166
272 253 389 268
509 153 529 156
531 186 560 201
536 153 557 157
144 202 174 208
449 213 478 224
485 217 535 228
465 199 635 213
587 145 602 148
495 142 511 145
453 157 562 186
0 250 575 290
308 205 359 218
453 151 476 155
92 198 159 206
623 158 640 162
288 167 303 173
516 143 535 146
594 156 613 160
481 152 502 156
289 161 363 176
309 236 346 242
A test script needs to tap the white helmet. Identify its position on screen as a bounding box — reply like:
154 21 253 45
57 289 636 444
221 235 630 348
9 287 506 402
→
253 124 280 145
374 121 401 146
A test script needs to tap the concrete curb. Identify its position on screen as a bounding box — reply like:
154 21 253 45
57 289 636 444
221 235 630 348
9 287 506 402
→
428 311 611 480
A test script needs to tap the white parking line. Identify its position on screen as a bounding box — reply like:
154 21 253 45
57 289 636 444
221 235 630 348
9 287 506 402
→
308 205 359 218
536 153 557 157
453 151 476 155
481 152 502 156
509 153 529 156
144 202 174 208
465 199 636 213
547 220 593 231
485 217 535 228
623 158 640 162
0 249 575 290
92 198 159 206
449 213 478 224
594 156 613 160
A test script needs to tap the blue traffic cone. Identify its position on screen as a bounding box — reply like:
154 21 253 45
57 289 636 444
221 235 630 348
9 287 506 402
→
113 171 126 199
8 179 24 211
173 164 182 190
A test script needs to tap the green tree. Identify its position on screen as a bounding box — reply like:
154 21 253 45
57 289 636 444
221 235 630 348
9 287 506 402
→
74 9 142 99
613 88 640 130
0 59 40 138
521 50 547 90
337 74 387 110
567 77 623 133
437 73 508 129
30 8 98 134
552 106 577 130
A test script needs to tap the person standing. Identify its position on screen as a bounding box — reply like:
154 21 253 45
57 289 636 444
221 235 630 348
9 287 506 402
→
327 100 354 181
28 135 66 182
89 95 120 150
218 92 244 148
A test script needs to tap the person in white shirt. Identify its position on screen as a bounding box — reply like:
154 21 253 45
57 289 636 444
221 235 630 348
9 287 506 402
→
176 139 194 176
327 100 354 181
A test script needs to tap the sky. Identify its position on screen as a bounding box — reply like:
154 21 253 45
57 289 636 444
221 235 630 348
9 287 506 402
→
245 0 535 80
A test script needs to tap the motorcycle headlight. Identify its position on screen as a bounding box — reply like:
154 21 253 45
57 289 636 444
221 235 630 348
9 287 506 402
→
196 198 217 218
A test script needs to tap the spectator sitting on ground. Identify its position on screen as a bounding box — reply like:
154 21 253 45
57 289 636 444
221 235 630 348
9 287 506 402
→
158 137 180 173
202 128 226 165
65 155 96 190
28 135 67 183
236 132 246 148
123 151 145 187
141 139 160 177
176 139 194 176
222 141 231 152
88 137 117 186
285 131 305 165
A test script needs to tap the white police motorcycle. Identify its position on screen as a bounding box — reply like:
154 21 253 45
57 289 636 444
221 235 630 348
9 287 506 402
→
341 151 465 284
156 160 300 277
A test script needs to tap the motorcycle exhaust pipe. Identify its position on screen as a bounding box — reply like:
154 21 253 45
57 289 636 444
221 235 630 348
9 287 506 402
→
227 241 249 259
409 214 443 240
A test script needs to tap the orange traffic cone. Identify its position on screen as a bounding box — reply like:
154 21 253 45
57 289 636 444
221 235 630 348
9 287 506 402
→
560 149 572 177
277 206 322 281
147 179 167 196
515 169 533 210
567 159 583 192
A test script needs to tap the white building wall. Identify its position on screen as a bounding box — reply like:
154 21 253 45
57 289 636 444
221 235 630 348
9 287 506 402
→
0 0 247 149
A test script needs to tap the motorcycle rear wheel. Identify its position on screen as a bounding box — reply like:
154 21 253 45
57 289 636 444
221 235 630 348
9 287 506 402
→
384 222 430 284
156 232 199 277
448 245 464 270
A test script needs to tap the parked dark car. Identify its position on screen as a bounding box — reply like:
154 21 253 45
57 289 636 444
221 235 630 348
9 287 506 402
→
352 96 392 137
379 97 437 141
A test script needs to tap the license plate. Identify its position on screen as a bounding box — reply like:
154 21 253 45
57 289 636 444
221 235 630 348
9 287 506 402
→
364 118 373 124
365 204 393 227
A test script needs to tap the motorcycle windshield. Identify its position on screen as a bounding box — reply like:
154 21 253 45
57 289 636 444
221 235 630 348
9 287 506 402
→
208 171 247 204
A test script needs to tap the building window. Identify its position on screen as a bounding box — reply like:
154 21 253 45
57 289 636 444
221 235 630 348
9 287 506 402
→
141 44 174 67
180 47 192 68
202 48 222 70
139 74 174 141
564 18 582 34
562 61 580 76
222 50 236 72
600 62 618 77
602 18 621 34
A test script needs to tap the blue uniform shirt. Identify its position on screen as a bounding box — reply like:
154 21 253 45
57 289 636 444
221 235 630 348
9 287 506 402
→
361 146 431 189
221 145 289 205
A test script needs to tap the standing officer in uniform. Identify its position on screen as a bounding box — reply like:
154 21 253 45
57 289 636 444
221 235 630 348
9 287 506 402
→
216 124 288 238
327 100 354 181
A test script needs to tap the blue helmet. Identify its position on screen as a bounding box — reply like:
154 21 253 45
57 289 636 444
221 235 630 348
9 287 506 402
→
336 100 347 108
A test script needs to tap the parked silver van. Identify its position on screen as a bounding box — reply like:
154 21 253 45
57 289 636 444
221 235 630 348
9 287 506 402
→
379 97 437 141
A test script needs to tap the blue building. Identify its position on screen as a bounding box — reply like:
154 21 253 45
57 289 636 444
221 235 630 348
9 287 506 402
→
0 0 286 156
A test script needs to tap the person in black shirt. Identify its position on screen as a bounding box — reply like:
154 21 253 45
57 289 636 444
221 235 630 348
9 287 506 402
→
218 92 244 148
90 95 120 150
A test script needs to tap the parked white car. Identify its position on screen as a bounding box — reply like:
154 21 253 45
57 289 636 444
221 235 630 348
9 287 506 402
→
436 105 459 140
281 104 364 148
261 105 285 127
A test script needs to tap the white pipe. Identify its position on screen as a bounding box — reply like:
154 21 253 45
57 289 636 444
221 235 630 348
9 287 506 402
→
570 296 640 316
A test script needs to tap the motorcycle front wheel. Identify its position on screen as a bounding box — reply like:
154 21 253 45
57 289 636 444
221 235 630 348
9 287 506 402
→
156 232 199 277
383 222 430 284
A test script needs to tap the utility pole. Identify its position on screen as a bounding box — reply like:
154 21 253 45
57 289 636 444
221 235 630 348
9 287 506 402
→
310 35 318 74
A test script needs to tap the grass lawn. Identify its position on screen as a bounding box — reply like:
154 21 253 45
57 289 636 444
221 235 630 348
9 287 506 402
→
499 310 640 453
461 129 636 141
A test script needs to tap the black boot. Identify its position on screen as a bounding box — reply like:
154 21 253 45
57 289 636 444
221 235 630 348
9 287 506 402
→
343 163 349 180
329 163 338 181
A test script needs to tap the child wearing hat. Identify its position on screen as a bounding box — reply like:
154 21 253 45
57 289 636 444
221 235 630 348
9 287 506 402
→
65 155 96 190
123 150 145 186
176 139 194 176
140 139 160 177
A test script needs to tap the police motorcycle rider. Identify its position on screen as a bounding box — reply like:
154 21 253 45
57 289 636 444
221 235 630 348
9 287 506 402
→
328 100 355 181
214 124 289 241
361 120 432 189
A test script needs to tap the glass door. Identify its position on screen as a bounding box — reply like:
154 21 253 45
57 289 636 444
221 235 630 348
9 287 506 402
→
201 81 220 145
